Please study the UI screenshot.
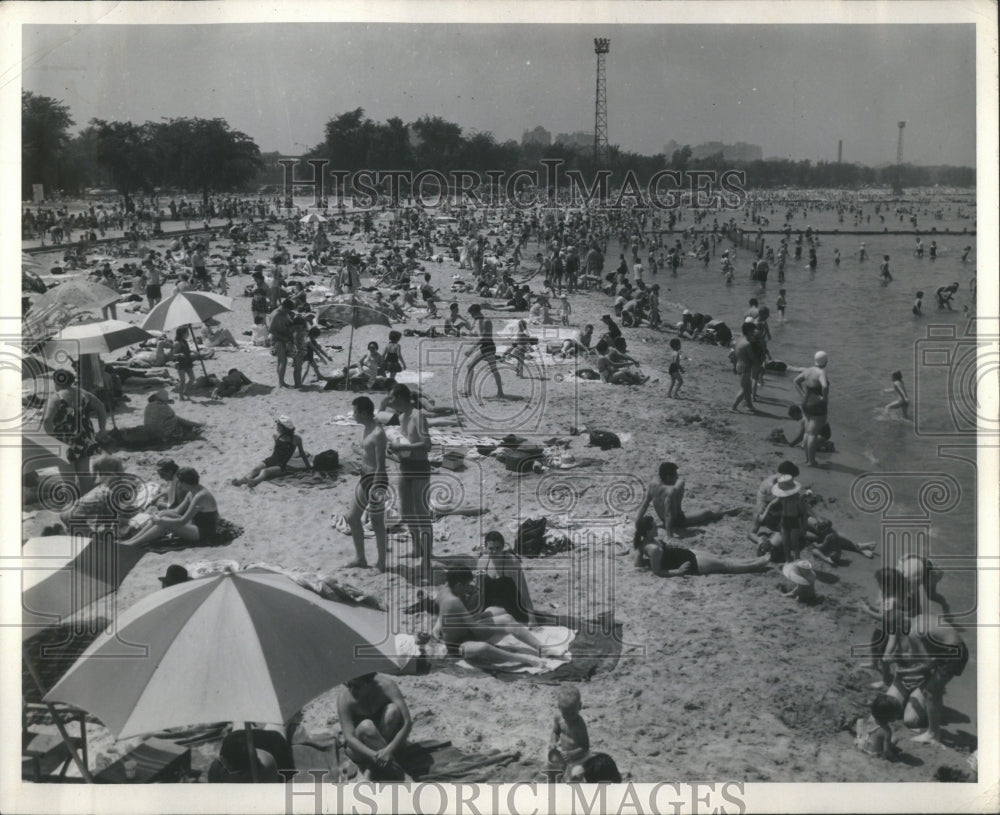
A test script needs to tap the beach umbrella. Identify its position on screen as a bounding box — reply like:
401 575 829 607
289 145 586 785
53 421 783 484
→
26 279 121 318
142 291 233 378
22 432 71 471
22 535 147 643
314 294 392 332
45 568 405 741
22 252 44 271
42 320 153 357
300 213 327 224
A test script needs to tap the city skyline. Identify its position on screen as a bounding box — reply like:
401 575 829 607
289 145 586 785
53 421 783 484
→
22 23 976 167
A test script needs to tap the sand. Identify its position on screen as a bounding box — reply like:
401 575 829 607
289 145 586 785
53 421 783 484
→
22 215 977 783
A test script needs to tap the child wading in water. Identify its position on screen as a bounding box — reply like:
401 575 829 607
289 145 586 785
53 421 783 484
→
913 291 924 316
776 288 787 322
548 686 590 781
381 330 405 383
667 338 684 398
885 370 910 419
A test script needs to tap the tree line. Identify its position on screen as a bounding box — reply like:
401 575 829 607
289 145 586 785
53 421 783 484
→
23 93 974 206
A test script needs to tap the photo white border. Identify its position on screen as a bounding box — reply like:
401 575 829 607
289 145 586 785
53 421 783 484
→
1 2 996 813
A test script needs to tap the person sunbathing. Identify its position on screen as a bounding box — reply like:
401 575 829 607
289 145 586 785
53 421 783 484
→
232 416 310 487
120 466 219 546
633 516 771 576
336 673 412 781
635 461 738 539
433 568 552 670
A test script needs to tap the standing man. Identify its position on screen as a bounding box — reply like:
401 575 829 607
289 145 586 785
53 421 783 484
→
268 298 295 388
387 384 434 583
345 396 389 572
145 260 162 309
731 321 757 413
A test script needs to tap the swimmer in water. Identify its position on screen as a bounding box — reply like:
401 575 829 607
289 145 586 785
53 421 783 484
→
885 370 910 419
879 255 893 285
858 242 868 262
912 291 924 316
833 248 841 266
961 245 972 262
776 289 787 322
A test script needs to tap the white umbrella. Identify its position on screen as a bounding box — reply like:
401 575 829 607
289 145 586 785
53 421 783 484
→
301 213 327 224
43 320 153 357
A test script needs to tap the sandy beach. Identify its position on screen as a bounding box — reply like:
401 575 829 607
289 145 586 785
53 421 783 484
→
20 209 979 785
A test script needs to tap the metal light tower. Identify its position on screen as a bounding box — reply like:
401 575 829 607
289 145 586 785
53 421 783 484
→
593 38 610 167
894 121 906 194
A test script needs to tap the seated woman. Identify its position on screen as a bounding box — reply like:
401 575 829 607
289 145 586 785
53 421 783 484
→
434 568 552 670
143 389 204 443
336 673 412 781
476 530 536 624
59 455 139 537
232 416 310 487
152 457 182 510
120 466 219 546
633 515 771 577
200 317 239 348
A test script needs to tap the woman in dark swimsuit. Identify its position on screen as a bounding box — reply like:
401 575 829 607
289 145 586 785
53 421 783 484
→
120 466 219 546
793 350 830 467
172 327 195 400
462 304 505 402
42 369 109 490
633 516 770 577
380 330 405 383
232 416 310 487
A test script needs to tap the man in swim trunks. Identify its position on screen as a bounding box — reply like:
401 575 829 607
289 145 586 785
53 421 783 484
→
337 673 412 780
345 396 389 572
731 322 757 412
387 384 434 582
635 461 734 539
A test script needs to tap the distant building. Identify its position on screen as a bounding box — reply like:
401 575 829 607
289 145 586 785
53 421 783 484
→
522 126 552 147
663 140 681 157
554 131 593 150
689 141 763 162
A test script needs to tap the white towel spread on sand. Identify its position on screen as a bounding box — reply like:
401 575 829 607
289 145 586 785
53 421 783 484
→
455 626 575 674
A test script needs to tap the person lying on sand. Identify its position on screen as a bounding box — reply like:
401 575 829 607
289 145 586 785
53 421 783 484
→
120 466 218 546
636 461 738 539
433 568 553 670
633 515 771 577
336 673 412 781
232 416 310 487
806 517 878 565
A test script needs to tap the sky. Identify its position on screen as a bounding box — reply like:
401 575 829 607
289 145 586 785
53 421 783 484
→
20 22 977 166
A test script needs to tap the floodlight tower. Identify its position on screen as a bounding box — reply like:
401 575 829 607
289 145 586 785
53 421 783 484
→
593 38 610 167
895 121 906 194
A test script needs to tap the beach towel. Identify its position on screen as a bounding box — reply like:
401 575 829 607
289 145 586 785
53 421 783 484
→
396 740 522 782
454 626 574 674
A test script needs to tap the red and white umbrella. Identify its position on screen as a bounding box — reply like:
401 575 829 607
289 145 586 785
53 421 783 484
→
45 568 404 739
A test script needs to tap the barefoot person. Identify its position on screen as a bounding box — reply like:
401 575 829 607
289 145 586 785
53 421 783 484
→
635 462 737 539
387 384 434 580
463 304 505 402
121 466 218 546
731 322 757 412
633 516 771 576
337 673 412 781
434 568 549 670
232 416 310 487
345 396 388 572
885 370 910 419
794 351 831 466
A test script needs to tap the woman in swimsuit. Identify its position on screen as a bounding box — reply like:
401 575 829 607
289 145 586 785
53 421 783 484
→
793 350 830 467
232 416 310 487
633 516 771 577
758 474 814 563
380 330 405 383
476 530 536 623
463 304 505 401
120 466 219 546
172 327 195 401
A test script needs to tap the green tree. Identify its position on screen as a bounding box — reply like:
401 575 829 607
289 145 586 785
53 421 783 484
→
410 116 464 173
22 91 74 199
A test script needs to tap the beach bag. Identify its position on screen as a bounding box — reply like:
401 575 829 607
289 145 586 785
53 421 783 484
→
588 430 621 451
312 449 340 473
515 517 547 558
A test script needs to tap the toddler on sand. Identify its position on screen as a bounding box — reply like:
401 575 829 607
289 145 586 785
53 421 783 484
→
548 686 590 780
855 694 902 760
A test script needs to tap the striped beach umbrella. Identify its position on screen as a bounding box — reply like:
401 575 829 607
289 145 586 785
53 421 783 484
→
43 319 153 357
45 568 404 739
140 291 232 333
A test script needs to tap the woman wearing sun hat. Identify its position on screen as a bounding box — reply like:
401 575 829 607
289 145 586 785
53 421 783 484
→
232 416 310 487
759 473 815 563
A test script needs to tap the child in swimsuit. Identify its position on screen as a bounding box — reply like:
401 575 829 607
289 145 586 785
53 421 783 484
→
549 686 590 781
667 337 684 398
854 695 901 760
885 370 910 419
359 342 383 389
381 330 405 383
776 289 787 321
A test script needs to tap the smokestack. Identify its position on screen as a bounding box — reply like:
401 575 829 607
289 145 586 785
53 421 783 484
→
837 140 843 164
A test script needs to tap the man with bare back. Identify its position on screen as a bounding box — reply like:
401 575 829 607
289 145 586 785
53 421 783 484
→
345 396 389 572
635 462 735 539
387 383 434 581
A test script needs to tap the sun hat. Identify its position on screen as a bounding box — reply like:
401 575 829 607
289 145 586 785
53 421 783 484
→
149 389 172 403
772 474 801 498
782 560 816 586
277 415 295 430
159 564 191 588
682 309 692 316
